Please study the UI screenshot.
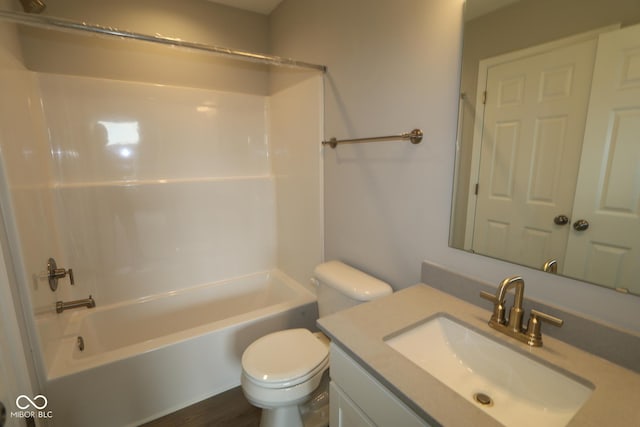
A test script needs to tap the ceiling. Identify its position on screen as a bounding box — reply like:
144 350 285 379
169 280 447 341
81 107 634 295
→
207 0 520 19
206 0 283 15
464 0 521 21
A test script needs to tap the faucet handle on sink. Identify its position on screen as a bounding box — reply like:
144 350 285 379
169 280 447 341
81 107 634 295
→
480 290 497 303
480 291 506 325
526 309 563 347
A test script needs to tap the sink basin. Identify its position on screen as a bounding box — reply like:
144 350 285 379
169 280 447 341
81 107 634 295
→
385 315 593 427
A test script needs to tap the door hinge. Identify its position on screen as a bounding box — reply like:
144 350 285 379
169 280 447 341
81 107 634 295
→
482 91 487 105
475 183 479 195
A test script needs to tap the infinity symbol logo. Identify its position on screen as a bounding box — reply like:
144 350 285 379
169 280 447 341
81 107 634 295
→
16 395 48 410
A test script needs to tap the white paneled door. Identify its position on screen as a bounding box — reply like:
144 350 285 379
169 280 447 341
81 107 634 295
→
471 38 598 269
563 23 640 293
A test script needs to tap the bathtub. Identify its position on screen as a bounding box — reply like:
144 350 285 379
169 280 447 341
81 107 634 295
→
41 269 318 427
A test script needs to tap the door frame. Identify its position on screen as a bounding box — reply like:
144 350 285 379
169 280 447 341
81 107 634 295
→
463 25 619 250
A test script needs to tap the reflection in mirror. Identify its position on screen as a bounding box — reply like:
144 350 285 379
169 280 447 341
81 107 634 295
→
450 0 640 295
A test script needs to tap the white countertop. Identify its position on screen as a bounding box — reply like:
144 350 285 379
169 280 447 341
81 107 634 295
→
318 284 640 427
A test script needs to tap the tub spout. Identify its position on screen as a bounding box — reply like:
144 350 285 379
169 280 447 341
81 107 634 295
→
56 295 96 313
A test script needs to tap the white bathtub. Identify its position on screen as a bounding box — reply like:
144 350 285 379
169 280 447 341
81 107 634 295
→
41 270 317 427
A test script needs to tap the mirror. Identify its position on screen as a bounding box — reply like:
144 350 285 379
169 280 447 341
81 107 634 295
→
450 0 640 295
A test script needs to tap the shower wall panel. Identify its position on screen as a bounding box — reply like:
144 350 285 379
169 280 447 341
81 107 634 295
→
269 72 324 289
35 74 275 306
0 70 60 312
38 74 270 183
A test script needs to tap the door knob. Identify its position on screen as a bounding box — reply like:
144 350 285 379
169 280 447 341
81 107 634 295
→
553 215 569 225
573 219 589 231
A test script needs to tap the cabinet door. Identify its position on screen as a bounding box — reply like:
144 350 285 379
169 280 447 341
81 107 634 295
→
330 382 376 427
330 344 431 427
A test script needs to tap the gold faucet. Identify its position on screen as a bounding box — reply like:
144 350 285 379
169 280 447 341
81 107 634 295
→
480 276 563 347
542 259 558 274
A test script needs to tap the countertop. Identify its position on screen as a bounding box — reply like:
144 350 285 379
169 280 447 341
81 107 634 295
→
317 284 640 427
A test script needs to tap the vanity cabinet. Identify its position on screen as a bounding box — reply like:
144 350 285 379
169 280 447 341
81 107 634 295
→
330 344 431 427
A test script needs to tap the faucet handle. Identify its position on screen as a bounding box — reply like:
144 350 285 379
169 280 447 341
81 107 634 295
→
480 291 506 325
526 309 563 346
47 257 75 291
480 290 498 303
530 309 563 327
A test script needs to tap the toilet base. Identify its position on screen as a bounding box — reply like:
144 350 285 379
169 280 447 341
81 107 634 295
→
260 405 304 427
253 371 330 427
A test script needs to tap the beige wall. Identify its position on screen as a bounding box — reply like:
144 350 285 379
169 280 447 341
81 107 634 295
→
18 0 271 94
452 0 640 247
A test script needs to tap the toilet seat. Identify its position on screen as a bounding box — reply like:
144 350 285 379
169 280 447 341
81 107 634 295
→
242 329 329 389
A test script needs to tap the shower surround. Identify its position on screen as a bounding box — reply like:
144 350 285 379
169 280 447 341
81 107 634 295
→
39 74 278 308
0 67 323 426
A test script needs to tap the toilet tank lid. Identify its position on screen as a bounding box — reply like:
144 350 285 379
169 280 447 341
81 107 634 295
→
313 261 392 301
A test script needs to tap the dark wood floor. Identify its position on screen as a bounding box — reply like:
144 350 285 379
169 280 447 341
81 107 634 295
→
142 386 261 427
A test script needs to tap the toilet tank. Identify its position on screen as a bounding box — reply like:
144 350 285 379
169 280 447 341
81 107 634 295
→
313 261 393 317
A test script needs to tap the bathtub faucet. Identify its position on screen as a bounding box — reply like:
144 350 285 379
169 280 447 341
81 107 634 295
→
56 295 96 314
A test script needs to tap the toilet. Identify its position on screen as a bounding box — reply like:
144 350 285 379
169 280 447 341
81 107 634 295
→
241 260 393 427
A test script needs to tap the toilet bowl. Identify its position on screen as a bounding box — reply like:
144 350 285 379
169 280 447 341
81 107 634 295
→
241 329 330 427
240 261 392 427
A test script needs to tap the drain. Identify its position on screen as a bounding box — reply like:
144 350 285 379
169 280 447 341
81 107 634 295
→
77 336 85 352
473 392 493 406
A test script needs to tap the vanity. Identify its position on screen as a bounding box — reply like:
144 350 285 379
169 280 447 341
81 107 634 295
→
318 283 640 427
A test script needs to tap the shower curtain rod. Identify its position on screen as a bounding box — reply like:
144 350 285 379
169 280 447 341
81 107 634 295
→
0 10 327 72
